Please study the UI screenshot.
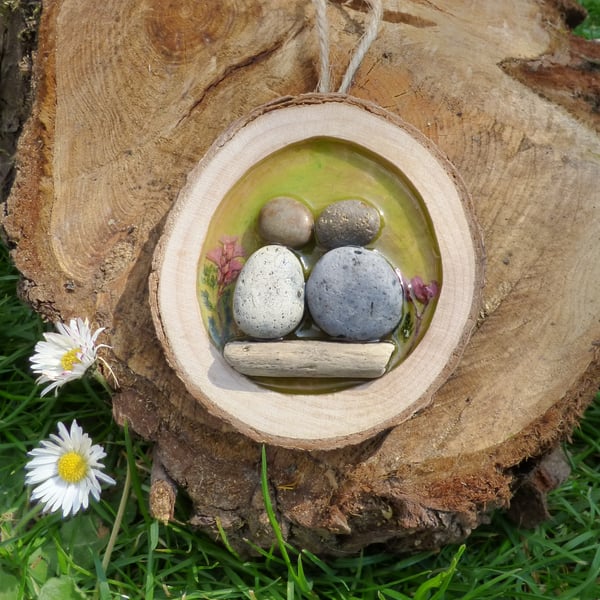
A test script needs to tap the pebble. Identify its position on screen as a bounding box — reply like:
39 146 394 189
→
315 199 381 249
258 196 314 248
233 245 305 339
306 247 403 341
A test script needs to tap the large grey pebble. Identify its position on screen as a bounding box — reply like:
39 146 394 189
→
233 245 305 339
258 196 314 248
315 199 381 249
306 247 403 341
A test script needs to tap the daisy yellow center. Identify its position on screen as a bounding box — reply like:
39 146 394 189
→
57 451 88 483
61 348 82 372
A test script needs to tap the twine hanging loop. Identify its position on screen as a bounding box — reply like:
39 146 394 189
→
312 0 383 94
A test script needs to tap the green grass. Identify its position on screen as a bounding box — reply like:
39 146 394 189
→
575 0 600 39
0 241 599 599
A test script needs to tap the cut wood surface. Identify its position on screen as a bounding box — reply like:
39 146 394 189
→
3 0 600 555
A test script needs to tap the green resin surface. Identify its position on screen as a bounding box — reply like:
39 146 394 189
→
198 137 441 393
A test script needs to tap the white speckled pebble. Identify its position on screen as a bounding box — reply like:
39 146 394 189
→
233 245 305 339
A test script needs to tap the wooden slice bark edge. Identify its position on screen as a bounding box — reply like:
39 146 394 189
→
149 94 485 449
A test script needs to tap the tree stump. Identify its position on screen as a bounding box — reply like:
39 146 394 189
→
3 0 600 555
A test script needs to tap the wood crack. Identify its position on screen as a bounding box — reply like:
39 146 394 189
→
501 35 600 133
329 0 438 26
175 22 307 128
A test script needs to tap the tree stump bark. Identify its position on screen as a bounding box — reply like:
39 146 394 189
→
0 1 38 198
3 0 600 555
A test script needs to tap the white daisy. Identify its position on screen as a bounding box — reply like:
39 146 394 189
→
25 420 116 517
30 317 106 396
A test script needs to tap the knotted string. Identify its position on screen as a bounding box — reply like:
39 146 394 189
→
312 0 383 94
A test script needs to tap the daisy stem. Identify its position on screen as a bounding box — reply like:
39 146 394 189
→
92 362 119 395
101 456 131 573
12 502 43 537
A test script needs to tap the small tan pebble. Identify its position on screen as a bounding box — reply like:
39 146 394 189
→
258 196 314 248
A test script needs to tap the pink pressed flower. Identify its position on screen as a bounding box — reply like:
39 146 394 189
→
220 235 244 259
219 257 244 287
205 247 222 264
410 276 439 304
206 236 245 296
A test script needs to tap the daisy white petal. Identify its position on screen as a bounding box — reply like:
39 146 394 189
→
24 464 56 484
24 420 115 517
30 318 108 396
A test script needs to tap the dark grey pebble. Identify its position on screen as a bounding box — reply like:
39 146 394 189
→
315 199 381 249
306 247 403 341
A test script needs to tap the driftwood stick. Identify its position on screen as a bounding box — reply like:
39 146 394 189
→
223 340 395 378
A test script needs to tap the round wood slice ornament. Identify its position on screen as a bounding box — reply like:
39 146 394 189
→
150 93 483 449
